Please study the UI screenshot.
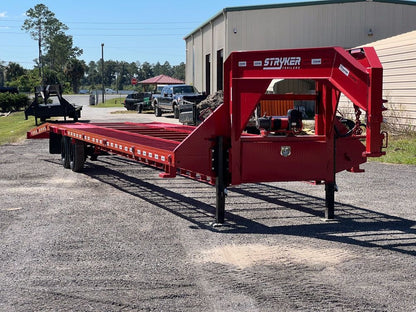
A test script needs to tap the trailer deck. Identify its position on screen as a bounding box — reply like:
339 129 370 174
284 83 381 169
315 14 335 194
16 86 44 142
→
28 46 387 224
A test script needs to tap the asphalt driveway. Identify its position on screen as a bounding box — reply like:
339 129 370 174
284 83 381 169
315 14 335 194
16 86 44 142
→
1 98 415 311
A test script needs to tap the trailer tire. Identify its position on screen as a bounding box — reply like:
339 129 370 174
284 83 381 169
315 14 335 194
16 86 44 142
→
137 104 143 113
61 136 71 169
69 140 85 172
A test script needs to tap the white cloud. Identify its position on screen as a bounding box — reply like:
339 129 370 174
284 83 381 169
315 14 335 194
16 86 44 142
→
0 12 7 18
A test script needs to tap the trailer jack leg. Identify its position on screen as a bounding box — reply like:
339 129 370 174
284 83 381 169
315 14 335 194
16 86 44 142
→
215 137 226 224
325 133 337 220
325 182 335 219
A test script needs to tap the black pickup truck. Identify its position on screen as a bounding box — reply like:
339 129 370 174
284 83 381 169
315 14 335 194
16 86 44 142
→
124 92 152 112
152 84 207 118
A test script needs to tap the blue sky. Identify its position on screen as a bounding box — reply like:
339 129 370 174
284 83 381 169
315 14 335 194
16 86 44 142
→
1 0 314 68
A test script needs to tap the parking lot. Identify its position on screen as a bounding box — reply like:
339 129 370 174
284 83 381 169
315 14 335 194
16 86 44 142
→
1 96 415 311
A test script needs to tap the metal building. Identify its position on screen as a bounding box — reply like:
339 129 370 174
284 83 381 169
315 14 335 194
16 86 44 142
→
184 0 416 94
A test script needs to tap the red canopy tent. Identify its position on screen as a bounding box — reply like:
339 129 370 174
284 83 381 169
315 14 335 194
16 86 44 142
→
139 74 184 85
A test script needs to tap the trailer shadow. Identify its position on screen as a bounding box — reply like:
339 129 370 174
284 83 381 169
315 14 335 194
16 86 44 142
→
230 184 416 256
70 157 416 257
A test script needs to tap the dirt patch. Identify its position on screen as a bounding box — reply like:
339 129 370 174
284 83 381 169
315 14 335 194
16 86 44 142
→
110 110 137 114
197 243 355 269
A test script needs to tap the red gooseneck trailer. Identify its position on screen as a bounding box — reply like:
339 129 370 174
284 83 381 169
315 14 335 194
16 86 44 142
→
28 47 387 224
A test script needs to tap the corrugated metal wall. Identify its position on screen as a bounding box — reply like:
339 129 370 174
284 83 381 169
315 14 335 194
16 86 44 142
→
185 1 416 96
339 30 416 129
227 2 395 52
185 14 225 92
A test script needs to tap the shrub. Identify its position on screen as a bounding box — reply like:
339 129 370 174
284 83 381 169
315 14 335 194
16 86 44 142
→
0 93 30 112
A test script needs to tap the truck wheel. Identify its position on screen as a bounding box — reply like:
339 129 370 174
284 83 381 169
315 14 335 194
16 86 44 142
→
155 105 162 117
173 105 179 118
69 140 85 172
60 136 70 169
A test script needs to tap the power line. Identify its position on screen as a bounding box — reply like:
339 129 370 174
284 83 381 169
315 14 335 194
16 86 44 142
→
0 18 200 25
1 25 192 31
0 31 184 37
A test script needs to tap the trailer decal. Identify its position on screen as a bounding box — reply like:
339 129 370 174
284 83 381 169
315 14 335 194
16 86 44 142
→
264 56 301 70
339 64 350 77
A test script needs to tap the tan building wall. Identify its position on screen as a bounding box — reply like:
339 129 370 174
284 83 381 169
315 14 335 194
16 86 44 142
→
186 13 225 92
339 30 416 128
185 0 416 95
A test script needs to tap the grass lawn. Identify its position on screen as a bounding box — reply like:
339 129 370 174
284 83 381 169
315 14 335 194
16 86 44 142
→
376 135 416 165
91 97 125 108
0 111 36 145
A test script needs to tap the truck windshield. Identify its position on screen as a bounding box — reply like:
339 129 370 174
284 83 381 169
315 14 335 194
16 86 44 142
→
173 86 197 94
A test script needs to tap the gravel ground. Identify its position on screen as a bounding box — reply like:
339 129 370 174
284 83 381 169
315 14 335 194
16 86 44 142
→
1 96 415 311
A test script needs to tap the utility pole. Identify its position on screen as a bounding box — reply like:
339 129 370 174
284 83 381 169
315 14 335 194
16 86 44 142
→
101 43 104 104
38 24 43 83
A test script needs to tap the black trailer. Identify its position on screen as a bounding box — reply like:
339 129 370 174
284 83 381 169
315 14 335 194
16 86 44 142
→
25 85 82 125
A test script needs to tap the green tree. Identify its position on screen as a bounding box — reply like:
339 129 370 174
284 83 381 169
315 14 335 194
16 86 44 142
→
152 62 163 76
172 62 185 81
0 61 6 86
138 62 153 80
7 69 41 92
21 3 68 81
44 32 83 73
5 62 26 82
102 60 118 87
115 61 131 90
42 68 60 85
64 59 85 93
161 61 173 77
83 61 99 87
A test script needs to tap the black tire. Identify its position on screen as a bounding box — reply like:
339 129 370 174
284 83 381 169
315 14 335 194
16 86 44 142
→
49 132 61 154
60 136 70 169
138 104 143 113
154 105 162 117
173 105 179 118
69 140 85 172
